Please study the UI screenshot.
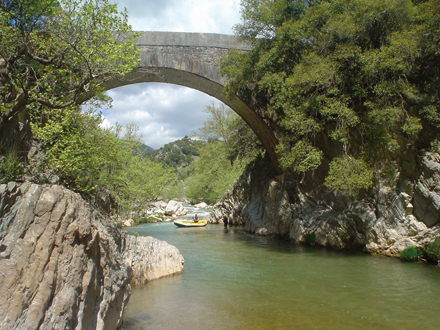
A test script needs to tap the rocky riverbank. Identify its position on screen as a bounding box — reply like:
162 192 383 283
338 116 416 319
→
0 182 184 330
207 151 440 262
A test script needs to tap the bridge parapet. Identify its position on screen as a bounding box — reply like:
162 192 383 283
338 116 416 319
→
133 31 251 50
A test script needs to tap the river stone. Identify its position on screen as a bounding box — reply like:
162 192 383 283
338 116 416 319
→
164 200 188 216
0 182 184 330
195 202 209 209
123 218 135 227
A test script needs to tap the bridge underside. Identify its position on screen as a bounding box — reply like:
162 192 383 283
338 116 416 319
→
104 67 282 174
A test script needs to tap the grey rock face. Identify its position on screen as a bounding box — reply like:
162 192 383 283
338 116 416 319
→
0 182 184 330
209 152 440 258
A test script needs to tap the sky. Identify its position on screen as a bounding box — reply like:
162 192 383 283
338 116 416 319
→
99 0 243 149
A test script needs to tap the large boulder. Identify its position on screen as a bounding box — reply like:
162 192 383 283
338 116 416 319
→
164 200 187 216
0 182 184 330
194 202 209 209
123 236 184 285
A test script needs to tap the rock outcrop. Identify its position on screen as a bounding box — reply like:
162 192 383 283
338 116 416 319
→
0 182 184 330
208 151 440 258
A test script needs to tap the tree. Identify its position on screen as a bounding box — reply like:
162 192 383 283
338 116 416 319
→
0 0 139 146
185 102 262 204
193 102 263 163
184 141 249 204
222 0 440 195
32 109 176 212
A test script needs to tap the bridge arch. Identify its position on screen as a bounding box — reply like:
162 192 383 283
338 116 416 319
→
104 32 282 174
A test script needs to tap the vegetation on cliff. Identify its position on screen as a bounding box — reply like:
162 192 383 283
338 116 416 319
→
222 0 440 195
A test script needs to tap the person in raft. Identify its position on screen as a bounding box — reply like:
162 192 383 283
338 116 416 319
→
222 214 228 227
193 214 199 223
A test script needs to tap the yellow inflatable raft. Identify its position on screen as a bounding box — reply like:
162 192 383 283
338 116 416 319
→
173 219 207 227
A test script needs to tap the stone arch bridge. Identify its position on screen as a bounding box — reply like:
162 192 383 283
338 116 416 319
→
105 31 282 174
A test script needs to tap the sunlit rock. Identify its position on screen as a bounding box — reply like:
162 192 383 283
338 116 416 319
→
164 200 188 216
194 202 209 209
0 182 184 330
123 219 135 227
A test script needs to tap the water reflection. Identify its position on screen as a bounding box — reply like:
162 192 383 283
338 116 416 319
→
122 206 440 330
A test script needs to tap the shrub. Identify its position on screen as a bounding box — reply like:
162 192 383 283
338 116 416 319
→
0 151 24 183
341 233 355 245
132 216 159 225
425 238 440 262
400 247 423 261
304 232 317 245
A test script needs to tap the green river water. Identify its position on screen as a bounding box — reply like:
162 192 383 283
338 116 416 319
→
122 208 440 330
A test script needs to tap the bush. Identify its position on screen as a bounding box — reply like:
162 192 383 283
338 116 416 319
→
304 232 317 245
400 247 423 261
132 215 161 225
425 238 440 262
0 151 24 183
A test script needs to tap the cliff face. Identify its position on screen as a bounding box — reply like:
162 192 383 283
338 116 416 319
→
0 182 184 330
207 151 440 258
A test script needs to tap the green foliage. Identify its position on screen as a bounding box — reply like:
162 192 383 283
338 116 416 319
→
0 0 139 133
184 102 263 204
425 238 440 262
304 232 317 245
132 216 160 225
277 140 323 172
193 102 263 164
399 247 423 261
431 140 440 153
0 150 24 183
325 155 373 195
184 141 248 205
31 106 176 214
222 0 440 196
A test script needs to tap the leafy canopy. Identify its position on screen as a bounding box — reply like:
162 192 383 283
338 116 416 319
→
0 0 139 131
222 0 440 195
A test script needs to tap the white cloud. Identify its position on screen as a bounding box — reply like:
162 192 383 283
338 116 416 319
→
101 83 221 149
114 0 241 34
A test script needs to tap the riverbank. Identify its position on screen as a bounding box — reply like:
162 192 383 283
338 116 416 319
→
206 152 440 265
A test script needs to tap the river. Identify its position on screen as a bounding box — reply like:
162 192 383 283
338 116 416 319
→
122 206 440 330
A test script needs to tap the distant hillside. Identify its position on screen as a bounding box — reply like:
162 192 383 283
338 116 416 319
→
149 136 203 169
132 142 154 158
